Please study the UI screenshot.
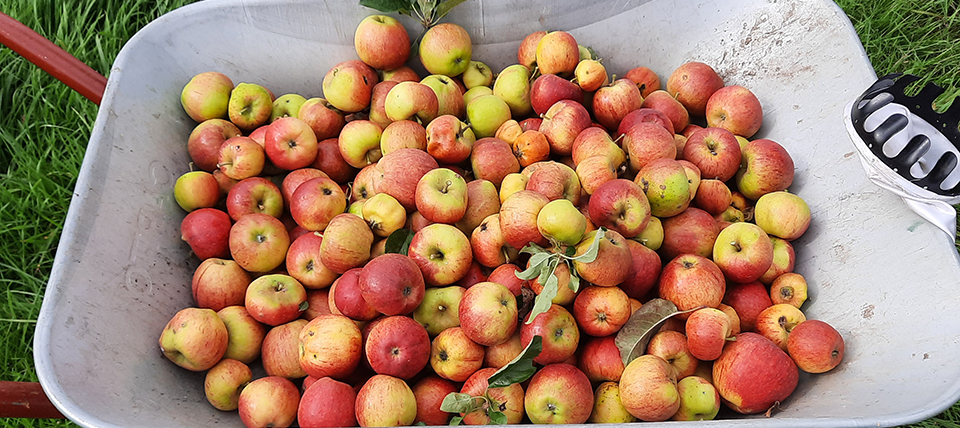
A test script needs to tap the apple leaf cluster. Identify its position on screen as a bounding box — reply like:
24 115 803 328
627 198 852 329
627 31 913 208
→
514 227 606 324
614 298 699 366
440 336 542 425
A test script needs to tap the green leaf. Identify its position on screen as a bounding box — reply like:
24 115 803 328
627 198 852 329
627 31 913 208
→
570 227 606 263
440 392 486 415
359 0 414 14
488 410 508 425
519 242 548 256
567 271 580 293
384 228 415 255
487 335 542 388
614 298 683 367
414 422 427 426
514 252 553 281
298 300 309 312
436 0 470 21
449 416 464 426
525 259 558 325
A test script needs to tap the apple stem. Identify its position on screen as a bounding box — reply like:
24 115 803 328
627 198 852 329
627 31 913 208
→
441 180 453 194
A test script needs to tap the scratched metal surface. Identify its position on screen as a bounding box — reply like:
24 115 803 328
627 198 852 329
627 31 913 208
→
32 0 960 426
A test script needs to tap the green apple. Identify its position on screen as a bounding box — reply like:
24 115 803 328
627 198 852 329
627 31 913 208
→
181 71 234 122
672 376 720 421
589 381 638 423
463 86 493 106
466 94 511 138
338 120 383 169
537 198 586 246
269 93 306 122
412 285 465 336
462 61 494 89
174 171 220 212
493 64 533 117
635 158 691 218
633 216 663 250
418 22 472 77
227 83 273 132
204 358 253 411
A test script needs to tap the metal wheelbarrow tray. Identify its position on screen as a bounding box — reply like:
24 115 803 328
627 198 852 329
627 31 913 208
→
33 0 960 426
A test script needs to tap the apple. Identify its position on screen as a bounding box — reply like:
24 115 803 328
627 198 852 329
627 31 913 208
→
593 78 644 131
238 376 300 428
572 228 633 287
365 315 431 379
759 236 796 285
227 82 272 132
521 304 580 365
284 232 338 290
589 381 638 423
471 213 519 268
329 268 379 321
641 89 690 133
411 376 458 426
787 320 844 373
713 222 774 283
385 81 440 124
672 376 721 421
576 155 620 195
225 176 283 221
517 30 547 69
354 14 410 71
413 285 465 336
261 319 309 379
358 193 404 239
463 85 493 105
536 198 587 247
770 272 808 308
297 376 357 428
524 160 582 204
355 374 417 427
754 191 811 241
191 258 249 311
270 93 306 122
311 138 356 184
525 363 594 424
540 99 592 156
713 332 798 414
455 179 500 235
174 171 220 212
217 305 267 364
466 94 512 138
322 60 377 113
180 208 231 260
261 117 318 171
691 178 733 216
528 261 577 306
359 253 426 316
429 326 484 382
203 358 252 411
682 126 742 182
705 85 764 138
245 274 307 327
536 31 580 76
647 329 699 380
228 213 289 273
577 335 625 382
658 254 725 316
458 281 518 346
665 61 724 116
377 148 440 211
419 22 472 76
298 314 363 381
530 73 583 116
338 120 383 169
618 354 680 422
181 71 233 122
573 285 631 337
723 281 773 332
620 239 662 300
587 179 651 238
159 307 228 371
574 59 608 92
382 66 420 83
622 121 677 173
319 213 374 274
187 119 242 172
462 60 494 88
736 138 795 200
470 137 521 187
407 223 473 286
624 66 661 97
755 303 806 351
493 64 533 117
217 136 265 180
499 190 550 250
424 115 474 164
298 98 345 141
499 172 529 203
659 207 720 260
685 307 733 361
459 367 526 424
571 126 625 167
415 168 468 224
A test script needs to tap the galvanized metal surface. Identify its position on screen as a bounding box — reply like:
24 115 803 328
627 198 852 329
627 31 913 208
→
33 0 960 426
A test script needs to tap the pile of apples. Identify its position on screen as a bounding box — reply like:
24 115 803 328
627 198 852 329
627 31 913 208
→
163 10 846 428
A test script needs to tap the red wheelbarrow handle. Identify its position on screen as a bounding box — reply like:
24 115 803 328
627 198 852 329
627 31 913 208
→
0 381 64 419
0 11 107 106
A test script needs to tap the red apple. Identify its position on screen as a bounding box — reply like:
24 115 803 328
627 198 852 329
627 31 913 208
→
322 60 377 113
228 213 290 273
578 334 625 382
713 332 798 414
261 319 309 379
192 258 249 311
159 307 228 371
618 354 680 422
712 222 774 283
665 61 724 117
705 85 763 138
646 329 699 379
460 367 526 424
521 304 580 365
573 285 631 337
787 320 845 373
621 239 662 300
299 314 363 380
658 254 726 317
319 213 374 274
470 137 521 188
736 138 795 201
181 208 231 260
245 274 307 326
593 78 644 131
524 363 594 424
682 126 742 182
685 307 733 361
365 315 431 379
355 374 417 427
659 207 720 260
411 375 458 426
624 66 661 97
530 73 584 116
722 281 773 332
430 326 484 382
359 253 426 316
238 376 300 428
298 376 357 428
354 14 410 71
572 228 633 287
458 281 518 346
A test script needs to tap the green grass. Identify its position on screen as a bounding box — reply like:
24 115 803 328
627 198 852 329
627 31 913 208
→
0 0 959 427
